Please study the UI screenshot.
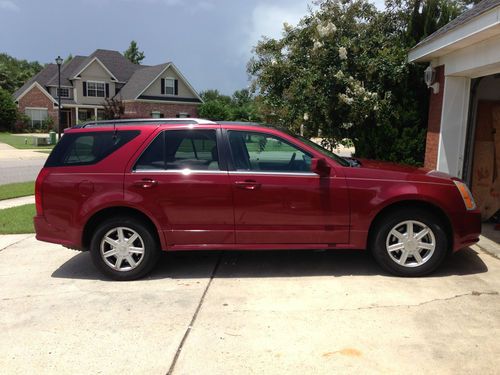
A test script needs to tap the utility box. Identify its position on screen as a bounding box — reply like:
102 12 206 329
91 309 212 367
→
49 131 56 145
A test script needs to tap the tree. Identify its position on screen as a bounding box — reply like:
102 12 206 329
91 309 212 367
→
0 53 43 93
102 97 125 119
124 41 145 64
248 0 468 165
64 54 73 63
198 89 263 122
0 87 18 131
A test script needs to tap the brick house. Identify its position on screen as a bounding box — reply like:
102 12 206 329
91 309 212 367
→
408 0 500 220
13 49 202 128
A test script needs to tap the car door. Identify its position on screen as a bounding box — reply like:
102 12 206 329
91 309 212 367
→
225 129 349 245
124 127 234 248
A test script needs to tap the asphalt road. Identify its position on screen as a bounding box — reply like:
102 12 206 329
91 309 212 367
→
0 158 46 184
1 235 499 375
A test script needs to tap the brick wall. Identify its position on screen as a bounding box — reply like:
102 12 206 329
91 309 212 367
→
424 65 445 170
17 85 59 123
123 101 199 119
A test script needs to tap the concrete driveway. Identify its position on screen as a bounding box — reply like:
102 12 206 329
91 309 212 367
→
1 235 499 374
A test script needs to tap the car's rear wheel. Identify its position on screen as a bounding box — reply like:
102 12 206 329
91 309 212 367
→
90 217 160 280
371 208 448 276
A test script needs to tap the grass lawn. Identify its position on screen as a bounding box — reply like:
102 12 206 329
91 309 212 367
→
0 181 35 200
0 133 54 149
0 204 35 234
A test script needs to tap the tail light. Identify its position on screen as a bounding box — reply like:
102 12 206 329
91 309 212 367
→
35 168 50 216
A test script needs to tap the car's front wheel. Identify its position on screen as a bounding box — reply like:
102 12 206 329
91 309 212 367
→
371 208 448 276
90 216 160 280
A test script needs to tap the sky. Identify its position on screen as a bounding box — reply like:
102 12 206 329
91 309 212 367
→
0 0 384 95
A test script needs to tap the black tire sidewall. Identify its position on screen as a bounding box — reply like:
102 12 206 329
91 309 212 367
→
90 217 160 281
371 209 448 277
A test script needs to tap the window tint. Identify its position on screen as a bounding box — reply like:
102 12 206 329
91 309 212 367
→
134 129 220 171
135 132 165 170
45 131 139 167
228 131 312 173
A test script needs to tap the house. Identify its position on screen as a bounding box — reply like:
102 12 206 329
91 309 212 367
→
13 49 202 128
408 0 500 220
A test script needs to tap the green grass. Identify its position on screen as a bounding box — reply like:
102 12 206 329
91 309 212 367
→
0 133 54 149
0 204 35 234
0 181 35 200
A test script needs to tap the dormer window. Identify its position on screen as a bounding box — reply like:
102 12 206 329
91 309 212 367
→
165 78 175 95
56 87 70 98
161 77 178 96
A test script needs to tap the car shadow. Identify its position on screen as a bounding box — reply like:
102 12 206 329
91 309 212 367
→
51 247 488 281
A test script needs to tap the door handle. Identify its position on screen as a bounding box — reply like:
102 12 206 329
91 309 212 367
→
234 180 261 190
133 179 158 189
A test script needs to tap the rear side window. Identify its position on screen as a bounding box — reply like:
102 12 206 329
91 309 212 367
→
134 129 220 171
45 131 139 167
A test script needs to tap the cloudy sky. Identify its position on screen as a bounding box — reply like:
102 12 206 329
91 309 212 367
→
0 0 383 94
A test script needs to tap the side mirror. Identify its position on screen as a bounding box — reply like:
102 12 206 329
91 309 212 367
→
311 157 331 177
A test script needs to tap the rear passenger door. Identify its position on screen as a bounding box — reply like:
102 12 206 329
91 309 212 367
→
124 127 234 248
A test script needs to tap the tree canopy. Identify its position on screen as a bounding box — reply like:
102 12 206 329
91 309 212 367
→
248 0 473 165
124 40 145 65
198 89 262 122
0 53 43 94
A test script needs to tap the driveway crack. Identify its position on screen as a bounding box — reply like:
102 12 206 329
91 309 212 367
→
166 252 223 375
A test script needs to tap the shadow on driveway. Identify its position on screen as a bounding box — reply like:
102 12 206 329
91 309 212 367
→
51 247 488 281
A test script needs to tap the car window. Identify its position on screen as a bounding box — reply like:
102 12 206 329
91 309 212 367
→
45 130 139 167
134 129 220 171
228 131 312 173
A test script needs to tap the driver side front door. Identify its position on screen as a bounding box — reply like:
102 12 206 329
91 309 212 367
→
226 129 349 245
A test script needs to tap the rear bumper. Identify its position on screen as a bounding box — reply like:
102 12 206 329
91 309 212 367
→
34 215 83 250
452 209 482 252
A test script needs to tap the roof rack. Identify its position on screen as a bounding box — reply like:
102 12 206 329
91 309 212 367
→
74 118 216 128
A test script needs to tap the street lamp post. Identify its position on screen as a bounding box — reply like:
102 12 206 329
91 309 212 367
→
55 56 63 141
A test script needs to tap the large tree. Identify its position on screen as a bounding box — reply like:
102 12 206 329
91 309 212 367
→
248 0 472 165
0 53 43 93
198 89 262 122
124 40 145 64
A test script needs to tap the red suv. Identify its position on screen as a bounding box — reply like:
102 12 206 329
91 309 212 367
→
34 119 481 280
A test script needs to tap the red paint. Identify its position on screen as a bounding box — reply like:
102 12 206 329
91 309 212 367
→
34 122 481 253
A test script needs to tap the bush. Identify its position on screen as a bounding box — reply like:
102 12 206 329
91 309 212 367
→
0 87 17 131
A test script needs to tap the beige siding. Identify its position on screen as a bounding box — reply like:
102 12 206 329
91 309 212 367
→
142 67 196 98
74 60 116 105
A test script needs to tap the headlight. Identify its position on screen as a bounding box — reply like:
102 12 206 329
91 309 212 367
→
453 180 477 210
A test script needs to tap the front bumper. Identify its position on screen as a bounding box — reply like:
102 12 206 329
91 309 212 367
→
451 209 482 252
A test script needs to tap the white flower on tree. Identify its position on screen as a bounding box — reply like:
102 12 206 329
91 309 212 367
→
339 93 354 105
303 112 309 121
313 40 324 50
339 47 348 60
317 22 337 38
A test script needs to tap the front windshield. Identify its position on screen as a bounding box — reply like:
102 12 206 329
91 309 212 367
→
298 136 350 167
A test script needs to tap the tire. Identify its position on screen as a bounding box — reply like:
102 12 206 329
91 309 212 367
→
370 208 448 277
90 216 160 281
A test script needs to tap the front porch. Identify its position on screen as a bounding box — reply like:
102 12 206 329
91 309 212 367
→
59 106 106 128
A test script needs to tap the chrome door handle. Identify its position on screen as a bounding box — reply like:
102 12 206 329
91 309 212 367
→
133 179 158 189
234 180 261 190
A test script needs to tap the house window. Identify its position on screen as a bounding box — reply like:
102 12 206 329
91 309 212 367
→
56 88 70 98
87 81 105 97
151 111 163 118
177 112 190 118
25 108 48 128
164 78 175 95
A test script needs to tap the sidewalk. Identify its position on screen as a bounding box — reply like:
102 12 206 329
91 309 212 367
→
0 142 49 161
0 195 35 210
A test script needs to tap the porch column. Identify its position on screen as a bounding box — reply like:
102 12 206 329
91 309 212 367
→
437 75 471 178
94 107 98 120
75 106 79 124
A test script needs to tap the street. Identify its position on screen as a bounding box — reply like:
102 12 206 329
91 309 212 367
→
0 235 499 374
0 142 47 184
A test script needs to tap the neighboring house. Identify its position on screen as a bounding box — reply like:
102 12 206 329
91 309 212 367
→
408 0 500 220
13 49 202 128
